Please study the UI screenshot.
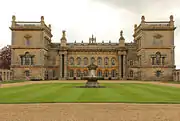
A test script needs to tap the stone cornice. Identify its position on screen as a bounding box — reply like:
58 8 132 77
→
67 48 118 52
10 65 45 68
11 46 49 51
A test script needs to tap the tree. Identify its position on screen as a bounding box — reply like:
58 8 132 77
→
0 45 11 69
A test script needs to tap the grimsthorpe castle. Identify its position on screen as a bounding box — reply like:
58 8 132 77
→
10 15 176 81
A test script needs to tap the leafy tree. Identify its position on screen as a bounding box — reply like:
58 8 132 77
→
0 45 11 69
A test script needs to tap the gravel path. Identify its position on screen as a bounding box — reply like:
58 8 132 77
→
1 103 180 121
1 80 180 121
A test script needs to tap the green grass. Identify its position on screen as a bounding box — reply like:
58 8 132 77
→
0 83 180 104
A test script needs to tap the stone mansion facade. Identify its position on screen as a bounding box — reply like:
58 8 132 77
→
10 15 176 81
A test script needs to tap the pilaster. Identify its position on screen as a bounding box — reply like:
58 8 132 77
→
59 54 62 79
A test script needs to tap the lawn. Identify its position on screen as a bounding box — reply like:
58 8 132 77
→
0 83 180 104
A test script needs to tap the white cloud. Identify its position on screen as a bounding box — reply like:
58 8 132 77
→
0 0 180 68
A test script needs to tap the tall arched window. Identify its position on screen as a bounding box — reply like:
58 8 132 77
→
77 57 81 65
76 70 81 77
111 58 116 65
104 70 109 77
69 57 74 65
69 70 74 77
97 57 102 65
111 70 116 77
104 57 109 65
97 70 102 77
84 57 88 65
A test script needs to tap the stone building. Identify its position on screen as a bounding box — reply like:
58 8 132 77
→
10 15 176 81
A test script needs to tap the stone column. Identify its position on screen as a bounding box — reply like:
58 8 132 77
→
59 54 62 79
64 53 68 79
118 55 121 79
172 48 175 65
123 55 126 80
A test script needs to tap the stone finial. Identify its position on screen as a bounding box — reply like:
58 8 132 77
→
119 30 125 40
62 30 66 37
109 40 111 43
134 24 137 29
41 16 44 21
102 40 104 43
12 15 16 21
170 15 174 21
48 24 51 29
120 30 123 37
74 40 76 43
141 15 145 22
82 40 83 43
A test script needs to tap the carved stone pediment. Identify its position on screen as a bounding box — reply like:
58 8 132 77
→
153 34 163 39
24 34 32 39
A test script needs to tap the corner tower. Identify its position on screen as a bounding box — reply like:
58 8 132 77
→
10 15 52 80
133 15 176 81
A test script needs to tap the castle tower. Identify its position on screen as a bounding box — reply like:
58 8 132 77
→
10 15 52 80
133 15 176 81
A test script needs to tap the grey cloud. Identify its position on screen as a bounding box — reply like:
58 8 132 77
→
92 0 180 14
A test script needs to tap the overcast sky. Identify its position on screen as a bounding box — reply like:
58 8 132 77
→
1 0 180 68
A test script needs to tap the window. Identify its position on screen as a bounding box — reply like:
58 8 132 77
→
69 70 74 77
97 70 102 77
104 70 109 77
52 70 55 77
152 57 155 65
20 52 34 65
97 57 102 65
156 52 161 65
84 57 88 65
162 57 165 65
111 58 115 65
104 57 109 65
156 70 161 77
69 57 74 65
111 70 116 77
77 57 81 65
130 70 133 77
76 70 81 77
